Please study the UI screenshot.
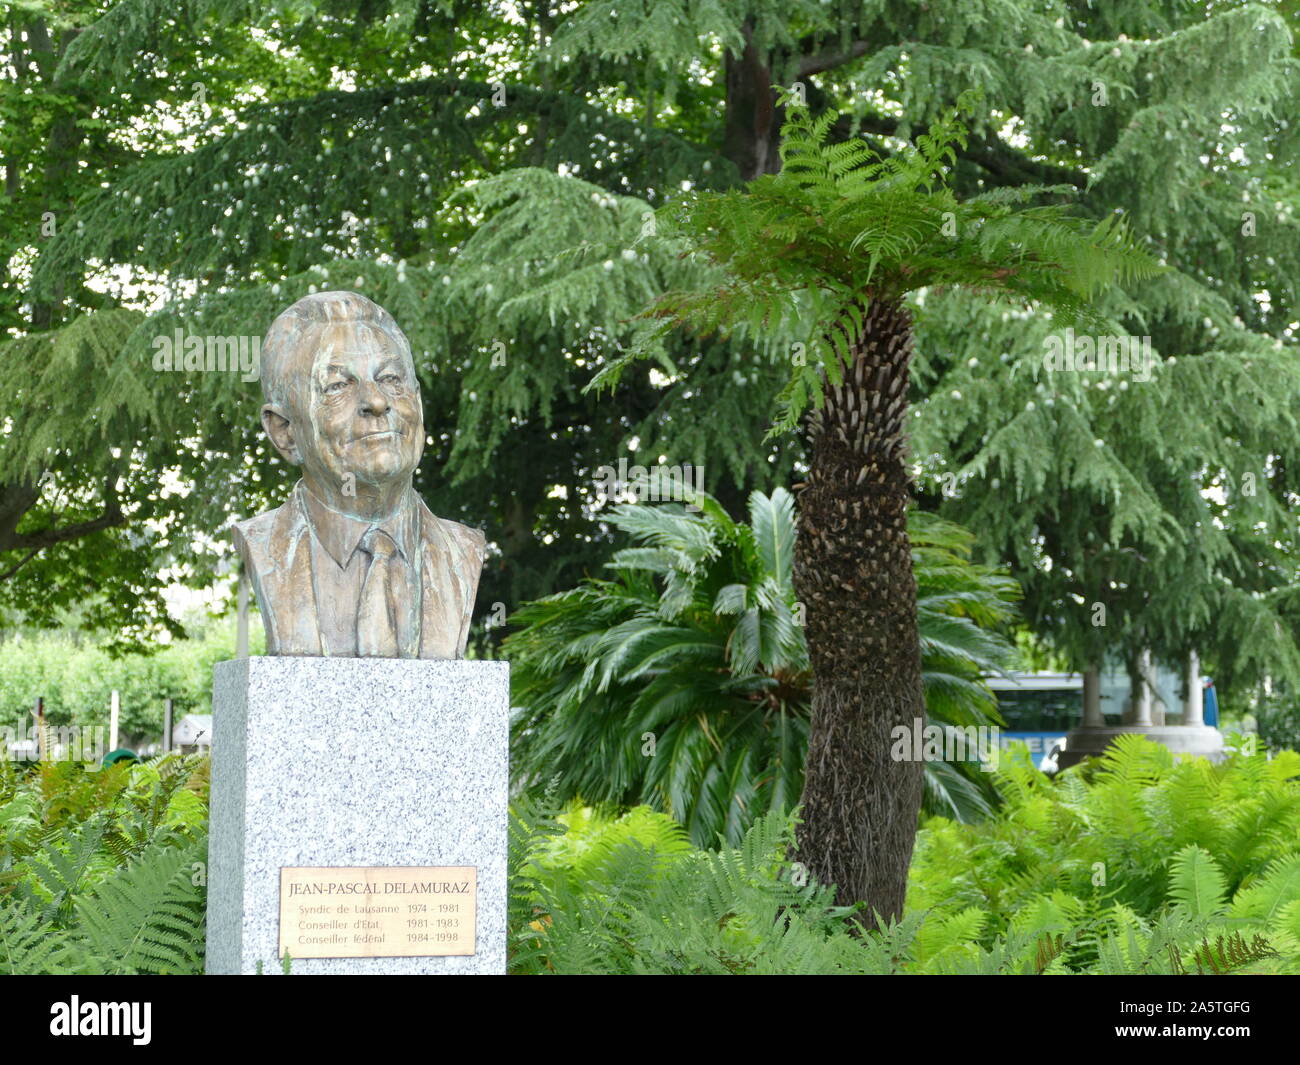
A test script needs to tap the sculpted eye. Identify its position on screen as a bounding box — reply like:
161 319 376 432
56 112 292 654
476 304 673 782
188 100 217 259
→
324 379 349 394
379 372 403 385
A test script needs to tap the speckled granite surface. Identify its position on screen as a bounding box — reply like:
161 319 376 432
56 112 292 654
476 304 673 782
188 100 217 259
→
206 657 509 975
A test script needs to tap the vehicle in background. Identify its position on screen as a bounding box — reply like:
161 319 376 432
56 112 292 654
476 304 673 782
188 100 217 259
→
987 673 1095 772
987 664 1201 772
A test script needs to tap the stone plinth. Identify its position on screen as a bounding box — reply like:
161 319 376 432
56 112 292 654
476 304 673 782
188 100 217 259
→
206 657 509 974
1056 724 1224 770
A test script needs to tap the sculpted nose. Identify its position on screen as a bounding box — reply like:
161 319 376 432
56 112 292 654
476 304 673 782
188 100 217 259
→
358 381 391 416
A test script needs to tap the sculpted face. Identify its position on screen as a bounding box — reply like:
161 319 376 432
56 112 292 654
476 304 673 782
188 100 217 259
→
265 318 424 514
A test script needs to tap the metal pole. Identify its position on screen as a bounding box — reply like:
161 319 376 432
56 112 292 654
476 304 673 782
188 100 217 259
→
1184 650 1204 727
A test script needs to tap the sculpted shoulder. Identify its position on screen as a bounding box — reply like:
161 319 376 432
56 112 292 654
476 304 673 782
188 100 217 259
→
435 515 488 571
231 502 299 572
232 506 282 545
442 517 487 553
409 495 486 568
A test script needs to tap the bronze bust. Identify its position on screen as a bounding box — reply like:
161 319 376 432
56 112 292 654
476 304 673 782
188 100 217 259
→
233 291 485 658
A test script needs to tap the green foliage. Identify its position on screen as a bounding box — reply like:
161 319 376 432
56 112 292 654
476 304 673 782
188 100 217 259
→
1168 844 1228 918
625 91 1161 434
0 827 206 975
0 892 79 975
911 283 1300 692
528 801 695 897
508 788 1300 975
1254 692 1300 754
0 0 758 649
509 801 887 975
71 833 206 975
907 734 1300 973
506 727 1300 975
0 753 207 974
3 741 1295 975
0 619 261 737
5 0 1297 694
508 486 1018 845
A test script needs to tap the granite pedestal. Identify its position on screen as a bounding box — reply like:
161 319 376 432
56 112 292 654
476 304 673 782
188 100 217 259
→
206 656 509 974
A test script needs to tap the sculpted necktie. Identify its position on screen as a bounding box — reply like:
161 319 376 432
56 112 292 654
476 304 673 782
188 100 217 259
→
356 528 416 658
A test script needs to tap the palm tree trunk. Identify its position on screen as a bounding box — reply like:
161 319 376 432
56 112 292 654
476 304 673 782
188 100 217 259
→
792 298 925 928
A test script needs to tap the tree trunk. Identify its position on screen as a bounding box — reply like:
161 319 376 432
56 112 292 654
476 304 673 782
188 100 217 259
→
721 22 784 182
792 298 925 928
27 18 84 330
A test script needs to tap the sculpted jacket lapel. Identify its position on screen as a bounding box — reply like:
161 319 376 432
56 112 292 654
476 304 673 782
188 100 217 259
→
238 485 323 656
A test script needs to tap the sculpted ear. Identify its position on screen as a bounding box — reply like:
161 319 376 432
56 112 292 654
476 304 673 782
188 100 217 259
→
261 404 301 464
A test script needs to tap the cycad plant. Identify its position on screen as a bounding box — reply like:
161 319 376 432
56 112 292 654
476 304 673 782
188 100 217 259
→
597 91 1159 923
507 486 1018 847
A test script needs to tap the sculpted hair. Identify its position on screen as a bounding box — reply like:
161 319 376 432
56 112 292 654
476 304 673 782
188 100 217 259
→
259 290 413 410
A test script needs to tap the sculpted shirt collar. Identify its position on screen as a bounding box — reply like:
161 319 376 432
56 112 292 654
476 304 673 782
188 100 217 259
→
296 480 418 569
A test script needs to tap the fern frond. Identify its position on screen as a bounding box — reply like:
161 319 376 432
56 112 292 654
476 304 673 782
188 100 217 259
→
0 897 75 975
1168 845 1228 918
73 833 207 975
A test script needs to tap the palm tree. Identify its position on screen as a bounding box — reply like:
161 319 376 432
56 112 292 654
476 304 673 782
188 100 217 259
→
507 486 1019 848
608 92 1160 923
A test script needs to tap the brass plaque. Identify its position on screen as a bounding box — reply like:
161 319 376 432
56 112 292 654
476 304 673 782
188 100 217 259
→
278 866 476 959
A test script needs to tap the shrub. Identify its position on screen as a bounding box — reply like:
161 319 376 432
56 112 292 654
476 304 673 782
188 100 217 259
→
0 754 208 974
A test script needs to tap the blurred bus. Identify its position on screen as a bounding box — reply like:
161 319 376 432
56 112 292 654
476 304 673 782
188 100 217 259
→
987 667 1200 771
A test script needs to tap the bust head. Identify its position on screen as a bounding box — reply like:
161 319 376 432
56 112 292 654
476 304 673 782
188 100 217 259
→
259 291 424 519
